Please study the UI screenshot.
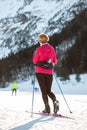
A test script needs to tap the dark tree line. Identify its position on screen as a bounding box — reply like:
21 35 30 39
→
0 44 39 85
54 8 87 80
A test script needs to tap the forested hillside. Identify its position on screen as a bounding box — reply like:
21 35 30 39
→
0 8 87 84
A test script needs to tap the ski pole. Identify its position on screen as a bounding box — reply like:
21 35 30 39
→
54 74 72 114
31 73 36 117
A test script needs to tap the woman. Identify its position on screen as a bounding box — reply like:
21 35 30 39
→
33 33 59 114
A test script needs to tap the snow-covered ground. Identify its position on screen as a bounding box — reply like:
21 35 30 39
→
0 74 87 130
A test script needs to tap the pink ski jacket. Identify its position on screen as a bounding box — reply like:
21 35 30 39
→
33 43 57 75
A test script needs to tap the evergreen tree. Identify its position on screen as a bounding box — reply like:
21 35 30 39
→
59 67 70 82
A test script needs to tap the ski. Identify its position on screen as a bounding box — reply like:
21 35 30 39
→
26 111 74 120
33 112 74 120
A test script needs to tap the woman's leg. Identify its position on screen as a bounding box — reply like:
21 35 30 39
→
45 74 59 114
36 73 50 113
45 74 56 100
36 73 49 104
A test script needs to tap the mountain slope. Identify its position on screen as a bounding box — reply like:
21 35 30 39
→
0 8 87 83
0 0 87 59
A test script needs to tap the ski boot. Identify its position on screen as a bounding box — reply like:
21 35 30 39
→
42 103 50 114
53 99 59 114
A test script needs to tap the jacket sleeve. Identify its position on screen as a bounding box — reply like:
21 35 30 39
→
33 48 40 64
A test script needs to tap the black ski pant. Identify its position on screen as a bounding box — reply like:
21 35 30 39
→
36 73 56 105
12 89 17 96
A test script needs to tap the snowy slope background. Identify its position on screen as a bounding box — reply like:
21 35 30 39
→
0 0 87 59
0 74 87 130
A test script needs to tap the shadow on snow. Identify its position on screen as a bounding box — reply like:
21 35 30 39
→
10 115 55 130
